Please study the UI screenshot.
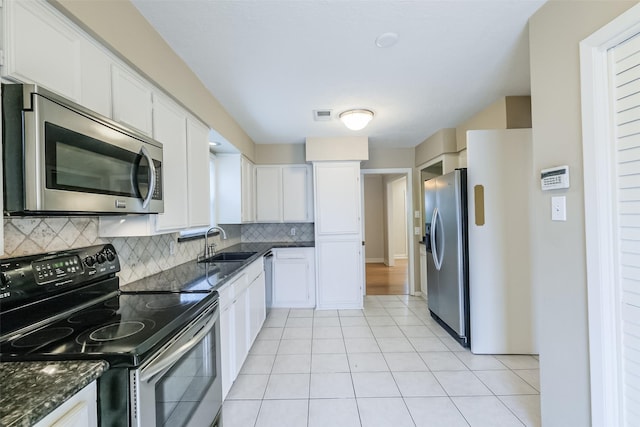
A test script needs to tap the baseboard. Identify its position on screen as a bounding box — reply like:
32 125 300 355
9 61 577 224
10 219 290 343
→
366 258 384 263
394 255 408 260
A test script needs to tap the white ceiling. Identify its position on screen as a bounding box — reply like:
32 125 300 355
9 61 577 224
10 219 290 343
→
131 0 546 149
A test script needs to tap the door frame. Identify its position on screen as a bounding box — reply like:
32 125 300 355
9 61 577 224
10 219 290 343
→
361 168 415 296
580 4 640 426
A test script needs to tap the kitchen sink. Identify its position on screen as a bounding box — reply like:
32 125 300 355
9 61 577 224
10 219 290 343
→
198 251 257 263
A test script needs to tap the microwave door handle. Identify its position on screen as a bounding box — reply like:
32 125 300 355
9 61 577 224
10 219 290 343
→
139 146 156 209
140 309 218 383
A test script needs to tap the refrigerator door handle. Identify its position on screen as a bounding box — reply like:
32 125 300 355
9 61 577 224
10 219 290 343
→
431 208 444 271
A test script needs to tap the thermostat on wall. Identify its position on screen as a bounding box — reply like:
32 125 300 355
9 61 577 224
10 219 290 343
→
541 165 570 190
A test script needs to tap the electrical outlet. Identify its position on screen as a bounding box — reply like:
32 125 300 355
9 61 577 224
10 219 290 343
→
551 196 566 221
414 210 421 219
169 241 176 255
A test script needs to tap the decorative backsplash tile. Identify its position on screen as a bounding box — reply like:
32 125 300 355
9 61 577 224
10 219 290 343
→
241 223 314 242
2 218 241 286
2 218 311 287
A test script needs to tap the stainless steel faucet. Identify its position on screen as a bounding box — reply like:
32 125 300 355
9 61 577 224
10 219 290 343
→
203 226 227 260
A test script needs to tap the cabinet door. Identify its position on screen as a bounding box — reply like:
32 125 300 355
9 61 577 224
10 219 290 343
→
111 65 153 135
233 290 249 377
241 157 255 222
79 38 112 118
248 272 266 343
282 166 312 222
220 303 234 399
153 94 189 232
4 0 81 101
316 239 362 309
186 118 211 228
314 163 361 235
273 258 311 308
255 166 282 222
34 382 97 427
216 154 242 224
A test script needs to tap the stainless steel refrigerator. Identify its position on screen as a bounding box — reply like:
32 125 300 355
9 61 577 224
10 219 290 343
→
424 168 470 347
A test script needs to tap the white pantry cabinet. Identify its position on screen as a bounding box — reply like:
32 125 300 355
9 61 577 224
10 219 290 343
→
216 154 255 224
255 165 313 223
34 382 97 427
272 248 315 308
219 257 265 398
313 162 363 309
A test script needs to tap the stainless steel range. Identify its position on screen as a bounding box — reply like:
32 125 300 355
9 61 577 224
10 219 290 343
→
0 244 222 427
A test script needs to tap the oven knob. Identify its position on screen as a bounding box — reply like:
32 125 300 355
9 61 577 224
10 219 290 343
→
96 253 107 264
106 251 116 262
84 256 96 267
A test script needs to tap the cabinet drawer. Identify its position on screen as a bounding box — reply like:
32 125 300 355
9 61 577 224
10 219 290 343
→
245 258 264 283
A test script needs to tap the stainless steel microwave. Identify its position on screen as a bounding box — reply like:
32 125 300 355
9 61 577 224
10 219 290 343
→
2 84 164 215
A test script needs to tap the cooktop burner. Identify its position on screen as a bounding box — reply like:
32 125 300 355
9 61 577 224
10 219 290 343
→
12 327 75 348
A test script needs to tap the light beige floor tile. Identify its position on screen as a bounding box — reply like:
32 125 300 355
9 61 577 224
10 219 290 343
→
311 353 351 373
405 397 470 427
277 339 312 355
313 326 343 339
513 369 540 391
420 352 469 371
432 371 493 396
255 399 308 427
454 352 507 371
314 317 341 327
288 308 314 318
312 338 346 354
383 352 429 371
365 316 397 326
352 372 400 397
263 317 287 328
342 326 374 338
393 371 447 397
226 374 269 400
285 317 313 328
249 339 280 355
494 355 539 370
363 308 388 317
340 316 369 327
371 325 404 338
345 337 381 353
348 352 389 372
383 301 410 308
308 399 360 427
339 309 365 317
222 400 262 427
264 373 310 399
474 370 538 395
399 325 436 338
272 354 311 374
386 307 413 316
314 309 339 317
310 372 355 398
357 397 415 427
376 337 414 352
257 327 283 340
452 396 524 427
408 337 449 352
282 327 312 340
240 355 275 374
499 395 541 427
393 315 425 326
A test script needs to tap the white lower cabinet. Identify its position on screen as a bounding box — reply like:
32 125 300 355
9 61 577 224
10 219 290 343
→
34 382 97 427
219 257 266 399
272 248 315 308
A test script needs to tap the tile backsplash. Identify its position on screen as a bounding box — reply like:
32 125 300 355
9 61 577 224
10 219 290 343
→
2 218 312 286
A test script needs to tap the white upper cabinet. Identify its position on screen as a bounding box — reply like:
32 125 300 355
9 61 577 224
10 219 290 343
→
3 0 81 101
152 93 189 232
79 38 112 118
314 162 360 235
111 65 153 136
186 118 212 228
255 166 282 222
217 154 255 224
255 165 313 223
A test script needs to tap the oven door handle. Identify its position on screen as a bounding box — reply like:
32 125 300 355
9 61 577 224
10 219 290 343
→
140 308 218 383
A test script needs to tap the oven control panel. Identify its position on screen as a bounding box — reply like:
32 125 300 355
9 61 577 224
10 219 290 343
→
0 244 120 308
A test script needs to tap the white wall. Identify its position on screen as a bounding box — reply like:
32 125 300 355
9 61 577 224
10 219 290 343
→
528 1 635 425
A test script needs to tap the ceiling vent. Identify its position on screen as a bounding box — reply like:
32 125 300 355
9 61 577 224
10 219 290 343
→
313 110 332 121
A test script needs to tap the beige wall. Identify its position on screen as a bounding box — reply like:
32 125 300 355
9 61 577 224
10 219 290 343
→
414 128 457 167
305 136 369 161
255 144 306 165
362 148 415 169
529 1 635 426
363 175 385 262
50 0 256 160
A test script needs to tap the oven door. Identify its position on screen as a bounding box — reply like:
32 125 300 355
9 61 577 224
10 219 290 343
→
130 302 222 427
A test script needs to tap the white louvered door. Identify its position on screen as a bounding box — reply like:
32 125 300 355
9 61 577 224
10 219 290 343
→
612 33 640 427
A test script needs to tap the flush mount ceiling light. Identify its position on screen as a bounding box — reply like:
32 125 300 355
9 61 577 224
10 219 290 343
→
209 141 221 146
339 109 374 131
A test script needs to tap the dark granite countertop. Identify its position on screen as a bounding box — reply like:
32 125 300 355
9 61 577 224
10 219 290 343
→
0 360 108 427
121 241 314 293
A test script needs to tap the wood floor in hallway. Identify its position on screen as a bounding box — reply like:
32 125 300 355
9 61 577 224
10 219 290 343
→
365 259 409 295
